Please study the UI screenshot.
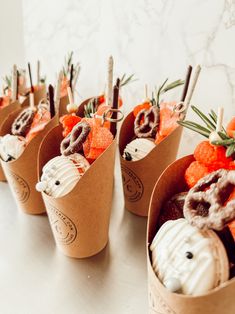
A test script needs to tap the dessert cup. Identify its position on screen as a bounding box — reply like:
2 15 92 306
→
37 99 117 258
119 111 183 217
0 87 57 214
147 155 235 314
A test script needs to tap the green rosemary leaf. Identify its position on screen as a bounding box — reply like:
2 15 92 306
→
120 73 137 87
217 131 230 140
191 106 216 130
161 79 184 93
84 98 98 118
212 138 235 146
178 121 210 137
156 78 168 107
226 144 235 157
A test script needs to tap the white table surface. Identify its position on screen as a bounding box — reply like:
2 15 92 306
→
0 154 148 314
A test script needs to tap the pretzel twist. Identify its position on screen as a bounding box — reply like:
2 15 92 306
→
11 108 35 136
184 169 235 230
134 106 159 138
60 121 90 156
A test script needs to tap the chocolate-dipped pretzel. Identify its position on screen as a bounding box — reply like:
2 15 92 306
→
184 169 235 230
134 106 159 138
11 108 35 136
60 121 91 156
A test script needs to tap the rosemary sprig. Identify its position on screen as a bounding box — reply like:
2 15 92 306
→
62 51 74 76
155 78 184 107
84 98 98 118
120 73 137 87
178 105 235 158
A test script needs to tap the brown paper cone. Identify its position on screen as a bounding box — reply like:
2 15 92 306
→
0 101 21 181
0 107 58 214
147 155 235 314
119 112 183 217
21 85 47 108
38 124 116 258
58 95 69 117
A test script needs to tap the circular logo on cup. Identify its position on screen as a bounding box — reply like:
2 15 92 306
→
47 204 77 245
149 285 176 314
8 171 30 203
121 165 144 202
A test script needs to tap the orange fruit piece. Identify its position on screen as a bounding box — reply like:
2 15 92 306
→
98 94 123 108
185 161 210 188
155 102 179 144
133 101 151 117
25 109 51 143
82 117 113 160
60 114 82 137
226 117 235 138
194 140 232 169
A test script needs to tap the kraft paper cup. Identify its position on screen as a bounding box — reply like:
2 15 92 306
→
0 104 58 215
0 100 21 181
147 155 235 314
38 124 116 258
20 85 47 109
119 111 183 217
58 95 69 117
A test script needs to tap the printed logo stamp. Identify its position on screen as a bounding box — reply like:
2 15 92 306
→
8 171 30 203
149 285 176 314
47 204 77 245
121 165 144 202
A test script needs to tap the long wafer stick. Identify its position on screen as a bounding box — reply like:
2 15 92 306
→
37 60 40 86
12 64 17 102
67 86 74 105
216 107 224 132
106 56 113 106
184 65 201 110
29 92 35 110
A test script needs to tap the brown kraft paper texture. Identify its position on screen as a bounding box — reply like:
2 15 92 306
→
119 111 183 217
38 123 117 258
0 90 58 214
0 100 21 181
147 155 235 314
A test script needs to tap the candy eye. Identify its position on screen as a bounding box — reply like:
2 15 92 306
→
124 152 132 161
135 148 138 152
185 251 193 259
55 180 60 185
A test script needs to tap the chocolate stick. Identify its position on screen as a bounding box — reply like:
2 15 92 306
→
110 78 120 137
28 62 34 93
69 63 74 91
16 70 19 100
180 65 192 102
49 84 55 118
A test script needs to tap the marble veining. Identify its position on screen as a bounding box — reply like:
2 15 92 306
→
22 0 235 156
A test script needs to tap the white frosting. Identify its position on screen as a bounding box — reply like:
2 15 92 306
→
0 134 26 161
123 138 155 161
150 218 229 296
36 154 90 198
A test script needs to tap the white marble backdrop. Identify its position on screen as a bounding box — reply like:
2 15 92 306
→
22 0 235 155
